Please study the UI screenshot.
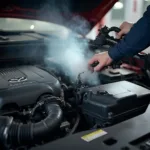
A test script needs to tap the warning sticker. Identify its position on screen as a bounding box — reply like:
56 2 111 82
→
81 129 107 142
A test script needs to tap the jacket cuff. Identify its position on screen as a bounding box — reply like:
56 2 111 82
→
108 46 123 61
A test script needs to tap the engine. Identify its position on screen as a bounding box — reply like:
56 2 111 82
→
0 64 149 150
0 26 150 150
0 66 61 107
0 66 63 149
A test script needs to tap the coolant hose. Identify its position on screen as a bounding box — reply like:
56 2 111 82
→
0 102 63 147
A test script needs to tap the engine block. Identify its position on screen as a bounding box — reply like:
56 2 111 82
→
0 66 61 108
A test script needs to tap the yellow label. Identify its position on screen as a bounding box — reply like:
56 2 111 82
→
81 129 107 142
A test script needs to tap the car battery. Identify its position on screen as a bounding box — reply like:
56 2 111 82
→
99 67 138 84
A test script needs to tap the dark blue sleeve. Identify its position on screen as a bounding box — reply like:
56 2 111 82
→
108 5 150 61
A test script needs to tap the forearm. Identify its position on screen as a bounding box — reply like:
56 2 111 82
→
108 6 150 61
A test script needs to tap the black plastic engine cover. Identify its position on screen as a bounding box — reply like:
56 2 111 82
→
81 81 150 126
0 66 61 107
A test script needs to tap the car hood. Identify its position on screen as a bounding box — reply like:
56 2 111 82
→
0 0 117 29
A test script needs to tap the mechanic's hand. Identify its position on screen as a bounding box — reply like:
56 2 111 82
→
116 22 133 39
88 52 113 72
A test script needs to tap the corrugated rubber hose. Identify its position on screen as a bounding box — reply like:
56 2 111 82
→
0 102 63 147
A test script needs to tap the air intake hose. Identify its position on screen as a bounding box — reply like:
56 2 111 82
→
0 102 63 147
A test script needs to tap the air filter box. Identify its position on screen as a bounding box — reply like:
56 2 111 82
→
81 81 150 127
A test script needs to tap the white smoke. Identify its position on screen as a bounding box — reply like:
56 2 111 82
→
42 1 100 85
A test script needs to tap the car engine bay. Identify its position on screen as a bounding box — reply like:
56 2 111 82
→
0 27 150 150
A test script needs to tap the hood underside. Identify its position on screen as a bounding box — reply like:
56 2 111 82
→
0 0 118 28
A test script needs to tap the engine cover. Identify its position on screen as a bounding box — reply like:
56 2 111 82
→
0 66 61 107
81 81 150 127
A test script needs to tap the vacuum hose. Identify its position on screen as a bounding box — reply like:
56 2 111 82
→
0 101 63 147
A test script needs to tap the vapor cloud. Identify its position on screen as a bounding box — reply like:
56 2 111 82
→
42 0 100 85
